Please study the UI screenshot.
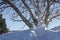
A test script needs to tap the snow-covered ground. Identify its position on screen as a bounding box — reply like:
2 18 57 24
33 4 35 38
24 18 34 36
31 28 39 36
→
51 26 60 31
0 27 60 40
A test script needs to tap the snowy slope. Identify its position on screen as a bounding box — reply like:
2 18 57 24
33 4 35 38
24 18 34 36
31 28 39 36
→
0 27 60 40
51 26 60 31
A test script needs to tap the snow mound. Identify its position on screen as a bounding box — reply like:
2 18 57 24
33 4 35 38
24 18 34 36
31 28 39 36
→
0 27 60 40
51 26 60 32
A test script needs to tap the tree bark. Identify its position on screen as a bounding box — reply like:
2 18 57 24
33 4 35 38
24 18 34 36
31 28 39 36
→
45 0 50 28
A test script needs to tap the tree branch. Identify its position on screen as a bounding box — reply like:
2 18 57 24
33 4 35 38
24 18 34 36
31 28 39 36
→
0 2 5 6
22 0 38 26
50 14 60 20
3 0 33 28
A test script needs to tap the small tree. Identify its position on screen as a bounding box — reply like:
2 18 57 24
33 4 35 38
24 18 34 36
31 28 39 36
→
0 14 8 34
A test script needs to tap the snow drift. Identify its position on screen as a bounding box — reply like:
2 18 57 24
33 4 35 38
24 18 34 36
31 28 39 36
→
0 27 60 40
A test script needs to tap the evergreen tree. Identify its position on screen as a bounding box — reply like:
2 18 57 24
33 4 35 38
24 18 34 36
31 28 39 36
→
0 14 8 34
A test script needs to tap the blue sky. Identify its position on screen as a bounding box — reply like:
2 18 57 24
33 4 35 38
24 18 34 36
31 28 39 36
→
1 1 60 31
48 19 60 29
2 14 29 30
2 9 29 31
2 11 60 30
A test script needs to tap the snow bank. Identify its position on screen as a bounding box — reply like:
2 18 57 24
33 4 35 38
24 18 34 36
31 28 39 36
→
0 27 60 40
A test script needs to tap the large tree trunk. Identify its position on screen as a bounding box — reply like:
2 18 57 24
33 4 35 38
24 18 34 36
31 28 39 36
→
45 0 50 29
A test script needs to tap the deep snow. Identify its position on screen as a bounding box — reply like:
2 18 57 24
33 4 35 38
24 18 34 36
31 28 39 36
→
0 27 60 40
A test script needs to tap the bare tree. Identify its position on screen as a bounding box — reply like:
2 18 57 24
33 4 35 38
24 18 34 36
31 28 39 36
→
0 0 60 29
